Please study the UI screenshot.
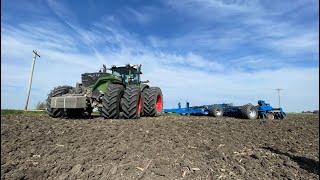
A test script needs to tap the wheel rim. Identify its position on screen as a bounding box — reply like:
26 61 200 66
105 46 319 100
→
216 109 222 116
156 95 163 113
249 108 256 118
137 95 142 115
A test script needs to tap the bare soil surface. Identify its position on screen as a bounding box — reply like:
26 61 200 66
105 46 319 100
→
1 114 319 179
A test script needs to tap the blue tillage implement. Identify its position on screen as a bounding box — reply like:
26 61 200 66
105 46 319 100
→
163 100 286 120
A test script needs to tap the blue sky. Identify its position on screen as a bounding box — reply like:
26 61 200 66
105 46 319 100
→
1 0 319 112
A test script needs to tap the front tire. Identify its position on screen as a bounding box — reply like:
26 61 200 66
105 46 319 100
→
101 84 124 119
121 85 142 119
46 86 74 118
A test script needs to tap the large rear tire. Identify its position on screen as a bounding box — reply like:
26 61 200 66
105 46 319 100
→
46 86 74 118
241 104 258 120
142 87 163 117
121 85 142 119
101 84 124 119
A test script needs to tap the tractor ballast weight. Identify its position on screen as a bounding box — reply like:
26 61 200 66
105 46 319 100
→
46 64 163 119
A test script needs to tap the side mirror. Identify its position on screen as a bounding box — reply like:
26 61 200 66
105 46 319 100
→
141 80 149 83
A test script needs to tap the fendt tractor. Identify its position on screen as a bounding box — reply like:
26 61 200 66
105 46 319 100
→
46 64 163 119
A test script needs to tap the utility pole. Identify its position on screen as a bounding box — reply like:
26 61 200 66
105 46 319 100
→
275 88 283 108
24 50 40 111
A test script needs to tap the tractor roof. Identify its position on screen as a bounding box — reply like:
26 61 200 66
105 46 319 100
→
111 64 142 74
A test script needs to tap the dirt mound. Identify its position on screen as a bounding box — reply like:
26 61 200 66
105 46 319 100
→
1 114 319 179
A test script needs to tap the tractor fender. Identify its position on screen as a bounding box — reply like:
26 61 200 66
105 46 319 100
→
91 76 123 94
141 84 149 92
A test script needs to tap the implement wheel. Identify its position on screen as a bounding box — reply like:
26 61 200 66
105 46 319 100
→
121 85 142 119
208 106 223 117
142 87 163 117
101 84 124 119
241 104 258 120
46 86 74 118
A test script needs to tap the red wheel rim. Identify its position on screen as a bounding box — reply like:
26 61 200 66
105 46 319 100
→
137 95 142 115
156 95 163 112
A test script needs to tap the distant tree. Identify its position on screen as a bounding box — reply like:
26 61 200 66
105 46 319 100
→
36 101 46 110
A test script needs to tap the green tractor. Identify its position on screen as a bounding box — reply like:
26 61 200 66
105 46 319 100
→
46 64 163 119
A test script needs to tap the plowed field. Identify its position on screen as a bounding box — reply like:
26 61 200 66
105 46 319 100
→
1 113 319 179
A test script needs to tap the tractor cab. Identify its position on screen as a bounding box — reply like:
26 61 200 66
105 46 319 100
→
111 64 142 84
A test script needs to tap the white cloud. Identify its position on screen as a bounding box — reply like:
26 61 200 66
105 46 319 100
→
166 0 263 19
47 0 78 24
268 33 319 55
124 7 152 24
164 0 319 56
